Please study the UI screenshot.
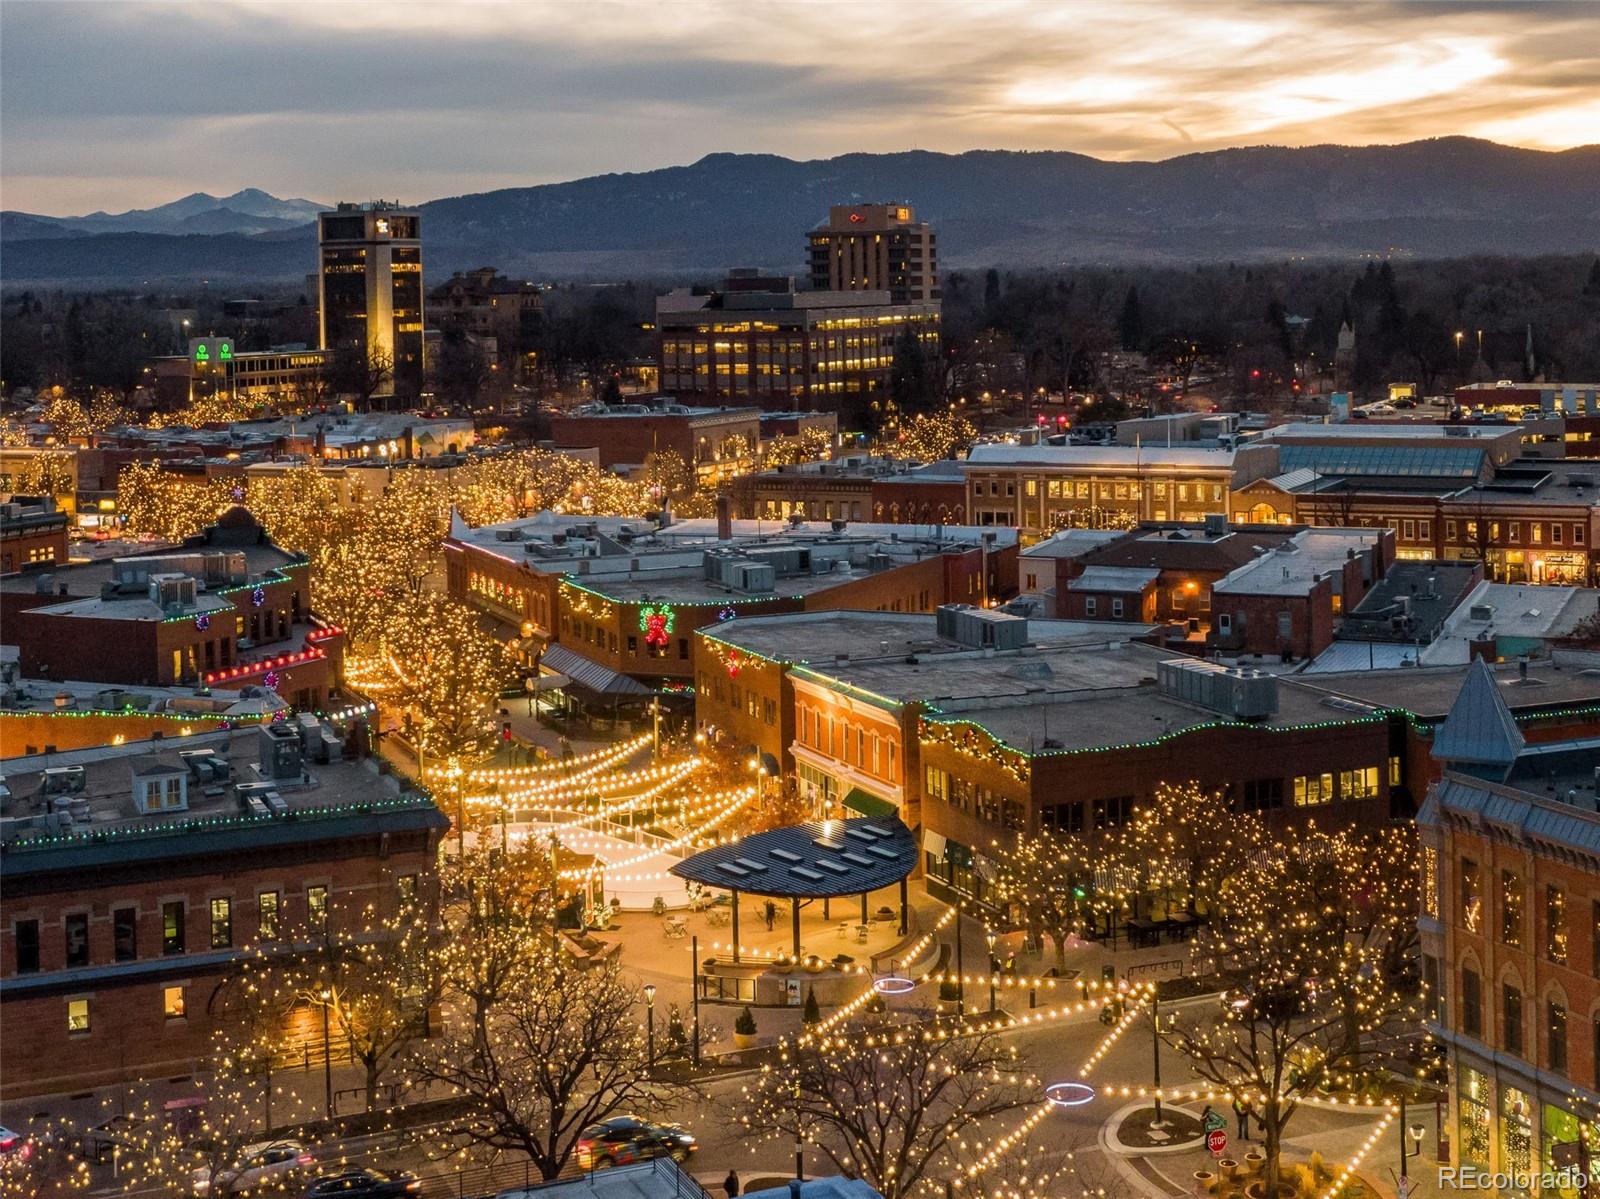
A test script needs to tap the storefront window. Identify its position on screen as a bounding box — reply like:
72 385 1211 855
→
1539 1105 1599 1199
1459 1067 1492 1166
1501 1085 1534 1179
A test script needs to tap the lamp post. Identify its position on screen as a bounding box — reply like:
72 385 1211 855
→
318 988 334 1118
954 904 965 1015
644 984 656 1068
690 935 701 1066
985 930 997 1014
1400 1092 1425 1187
1151 988 1164 1127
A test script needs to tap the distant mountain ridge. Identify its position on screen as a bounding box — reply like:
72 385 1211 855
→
4 188 325 238
3 139 1596 285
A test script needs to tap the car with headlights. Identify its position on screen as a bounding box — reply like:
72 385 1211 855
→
574 1117 695 1170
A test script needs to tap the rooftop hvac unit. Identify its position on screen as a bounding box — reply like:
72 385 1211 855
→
935 603 1029 650
1469 604 1495 622
866 553 893 572
734 562 776 593
1156 658 1278 720
41 765 86 795
178 748 222 781
493 529 525 542
257 723 303 781
148 574 198 609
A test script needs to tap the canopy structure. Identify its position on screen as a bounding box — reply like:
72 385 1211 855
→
540 644 651 697
670 815 916 958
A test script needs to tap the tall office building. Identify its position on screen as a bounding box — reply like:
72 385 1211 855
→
317 202 424 399
806 203 938 303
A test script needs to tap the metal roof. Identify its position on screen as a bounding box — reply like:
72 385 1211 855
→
540 644 652 697
1277 444 1485 479
1430 658 1525 768
670 815 917 898
1067 565 1160 592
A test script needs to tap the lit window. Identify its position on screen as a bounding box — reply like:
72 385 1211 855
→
258 891 280 940
307 885 329 931
164 986 186 1020
210 898 232 949
1547 886 1568 965
67 998 90 1033
1338 766 1380 800
1422 848 1439 919
1292 772 1333 806
1501 870 1524 948
1461 859 1481 933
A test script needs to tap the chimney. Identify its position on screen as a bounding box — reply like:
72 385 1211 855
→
716 493 732 541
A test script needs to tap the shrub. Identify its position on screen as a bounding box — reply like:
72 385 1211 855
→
802 987 821 1025
735 1006 757 1036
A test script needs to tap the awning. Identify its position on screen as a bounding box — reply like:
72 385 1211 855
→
842 788 896 819
923 829 947 859
539 644 651 697
528 674 571 692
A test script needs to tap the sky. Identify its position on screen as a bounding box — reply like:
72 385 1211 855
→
2 0 1597 216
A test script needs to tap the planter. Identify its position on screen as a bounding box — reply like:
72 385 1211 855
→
1191 1171 1214 1198
772 957 795 971
1242 1152 1264 1176
1217 1160 1240 1182
733 1031 756 1050
802 956 826 974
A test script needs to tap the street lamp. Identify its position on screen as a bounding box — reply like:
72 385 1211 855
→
1400 1091 1426 1184
985 931 998 1014
644 984 657 1067
1151 990 1167 1128
318 987 334 1118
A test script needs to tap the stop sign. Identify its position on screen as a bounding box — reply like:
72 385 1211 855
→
1206 1130 1228 1157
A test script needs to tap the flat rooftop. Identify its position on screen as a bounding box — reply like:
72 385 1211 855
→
705 611 1600 754
0 726 439 869
963 444 1238 470
1263 422 1514 441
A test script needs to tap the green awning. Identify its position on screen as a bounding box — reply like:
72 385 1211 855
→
842 788 896 819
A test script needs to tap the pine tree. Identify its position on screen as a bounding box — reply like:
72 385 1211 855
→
801 985 821 1025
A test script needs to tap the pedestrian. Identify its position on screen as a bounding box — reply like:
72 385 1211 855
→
764 899 776 931
723 1170 740 1198
1232 1096 1249 1141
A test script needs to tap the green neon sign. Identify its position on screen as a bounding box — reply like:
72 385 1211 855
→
194 344 210 363
218 343 233 361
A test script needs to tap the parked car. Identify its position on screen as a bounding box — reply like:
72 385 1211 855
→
305 1167 420 1196
0 1125 33 1162
78 1114 151 1162
193 1140 315 1196
575 1117 696 1170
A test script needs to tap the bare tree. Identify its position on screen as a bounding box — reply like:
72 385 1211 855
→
735 1019 1031 1199
409 843 681 1181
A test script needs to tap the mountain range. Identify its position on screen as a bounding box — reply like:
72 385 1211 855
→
3 188 325 239
3 139 1596 286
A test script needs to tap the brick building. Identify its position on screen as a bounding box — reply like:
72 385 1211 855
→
806 203 939 304
696 609 1600 912
548 401 760 485
1419 661 1600 1182
0 727 446 1098
0 496 69 575
0 508 342 710
444 508 1018 698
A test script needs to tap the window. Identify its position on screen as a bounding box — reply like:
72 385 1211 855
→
67 998 90 1034
113 907 137 961
258 891 280 940
1461 859 1481 933
1423 954 1442 1023
1533 523 1544 544
1462 966 1483 1037
1575 524 1586 546
1218 612 1232 635
1501 870 1524 948
1402 520 1416 540
1093 796 1133 830
1446 520 1458 541
15 919 40 974
1042 802 1085 834
64 913 90 967
1339 766 1380 800
1503 984 1524 1055
1240 778 1283 811
1549 1001 1568 1073
1277 611 1293 642
210 898 233 949
307 886 329 931
1084 597 1097 616
1389 755 1403 786
162 902 185 955
1292 772 1333 806
1547 886 1568 965
397 875 418 906
1422 848 1439 919
1509 522 1522 543
1111 598 1125 618
1553 524 1564 545
1420 519 1432 540
164 985 186 1020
